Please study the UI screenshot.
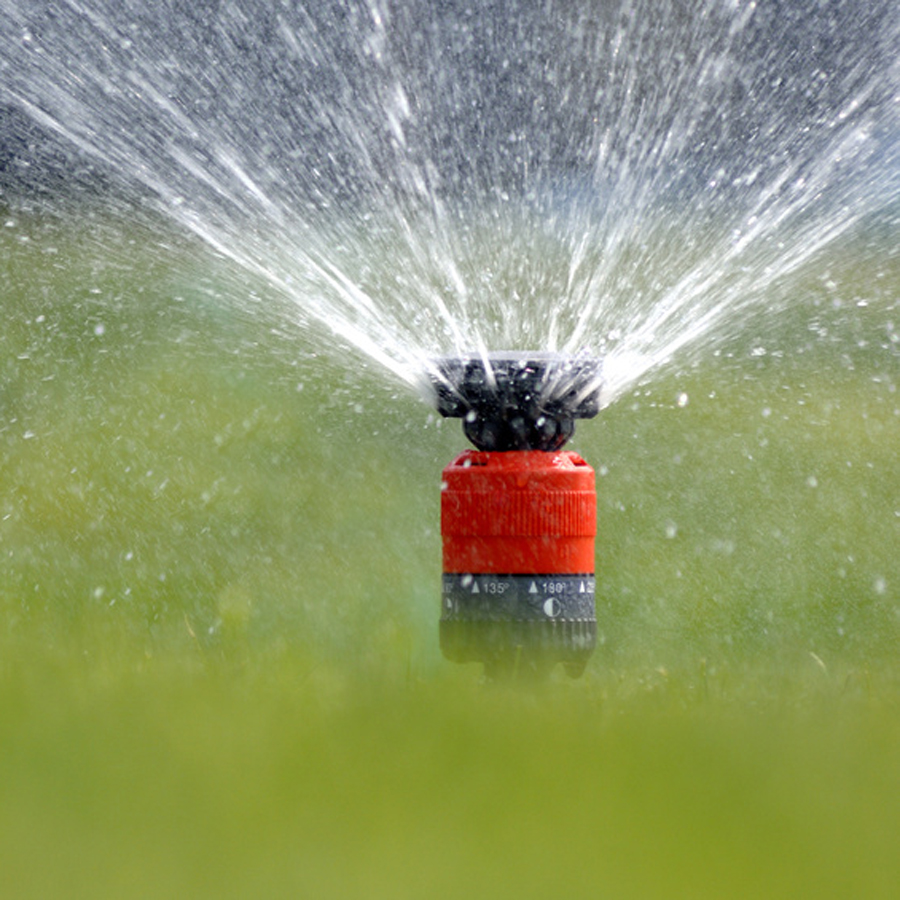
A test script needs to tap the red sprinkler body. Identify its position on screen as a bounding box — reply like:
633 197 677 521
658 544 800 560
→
430 354 601 679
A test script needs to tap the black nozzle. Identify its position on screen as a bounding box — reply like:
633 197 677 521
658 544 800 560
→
429 352 602 451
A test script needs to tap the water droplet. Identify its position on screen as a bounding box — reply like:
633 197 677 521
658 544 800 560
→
676 392 689 408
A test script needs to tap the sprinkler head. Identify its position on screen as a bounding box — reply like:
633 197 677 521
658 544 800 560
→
430 352 602 451
430 353 602 681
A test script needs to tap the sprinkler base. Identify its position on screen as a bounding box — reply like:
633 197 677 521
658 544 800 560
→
440 574 596 679
441 449 597 679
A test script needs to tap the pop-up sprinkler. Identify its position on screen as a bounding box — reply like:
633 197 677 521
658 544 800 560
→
430 353 602 679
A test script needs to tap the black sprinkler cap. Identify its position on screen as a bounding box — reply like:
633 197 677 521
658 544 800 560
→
430 352 602 451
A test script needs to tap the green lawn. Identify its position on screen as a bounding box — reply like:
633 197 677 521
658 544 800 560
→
2 209 900 897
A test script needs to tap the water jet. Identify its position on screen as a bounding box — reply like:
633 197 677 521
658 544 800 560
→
430 353 602 679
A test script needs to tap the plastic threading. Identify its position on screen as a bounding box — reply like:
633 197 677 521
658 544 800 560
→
441 449 596 575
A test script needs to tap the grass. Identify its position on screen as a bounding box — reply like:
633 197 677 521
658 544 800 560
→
2 208 900 897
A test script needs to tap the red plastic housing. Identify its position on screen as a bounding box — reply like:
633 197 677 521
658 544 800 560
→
441 449 596 575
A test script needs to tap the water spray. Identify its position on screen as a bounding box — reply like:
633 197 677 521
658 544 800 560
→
430 353 602 679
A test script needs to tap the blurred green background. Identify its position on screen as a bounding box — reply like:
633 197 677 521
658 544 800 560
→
2 208 900 898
